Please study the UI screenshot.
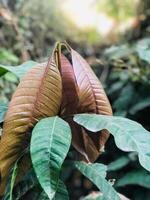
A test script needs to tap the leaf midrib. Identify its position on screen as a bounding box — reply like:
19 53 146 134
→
49 116 57 191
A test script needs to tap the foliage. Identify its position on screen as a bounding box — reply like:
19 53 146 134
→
116 170 150 188
0 103 8 123
99 36 150 199
0 61 38 78
75 162 120 200
96 0 137 22
30 117 71 199
74 114 150 171
0 42 150 200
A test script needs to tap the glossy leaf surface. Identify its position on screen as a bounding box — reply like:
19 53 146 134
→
75 161 120 200
30 117 71 199
69 48 112 162
74 114 150 171
0 58 62 195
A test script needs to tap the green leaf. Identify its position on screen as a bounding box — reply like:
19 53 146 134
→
3 162 18 200
74 114 150 171
0 61 38 79
116 170 150 188
113 84 135 116
0 103 8 123
30 116 71 199
4 169 68 200
104 45 132 60
108 156 130 171
136 48 150 64
54 180 69 200
4 72 18 83
75 162 120 200
38 180 69 200
0 48 19 64
3 149 30 200
130 98 150 114
7 169 38 200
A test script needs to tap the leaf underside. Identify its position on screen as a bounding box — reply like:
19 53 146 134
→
74 114 150 172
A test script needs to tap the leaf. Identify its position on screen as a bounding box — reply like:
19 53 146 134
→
4 169 37 200
75 161 120 200
0 61 38 78
136 48 150 64
4 72 18 83
107 156 130 171
0 103 8 123
71 48 112 115
0 56 62 195
113 84 135 116
104 45 132 60
74 114 150 171
130 97 150 114
3 148 31 200
38 180 69 200
30 117 71 199
116 170 150 188
3 161 18 200
54 180 69 200
0 48 19 65
59 54 79 116
68 48 112 162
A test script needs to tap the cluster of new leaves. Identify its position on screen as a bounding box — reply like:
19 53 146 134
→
0 42 150 200
0 42 112 198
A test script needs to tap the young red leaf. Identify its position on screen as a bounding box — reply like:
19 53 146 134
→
70 48 112 162
0 56 62 195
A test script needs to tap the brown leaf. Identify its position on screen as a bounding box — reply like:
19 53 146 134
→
0 57 62 195
71 49 112 115
59 54 79 115
70 48 112 162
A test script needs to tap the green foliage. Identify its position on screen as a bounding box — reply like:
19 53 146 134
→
3 161 18 200
0 48 19 65
0 61 38 79
101 36 150 200
75 162 120 200
0 29 149 199
51 180 69 200
4 169 37 200
116 170 150 188
135 38 150 64
3 148 30 200
130 97 150 115
30 117 71 199
0 103 8 123
74 114 150 171
96 0 137 22
38 180 69 200
107 156 130 171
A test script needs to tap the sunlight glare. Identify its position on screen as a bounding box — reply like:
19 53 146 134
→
62 0 114 35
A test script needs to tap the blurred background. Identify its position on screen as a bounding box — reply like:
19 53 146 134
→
0 0 150 199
